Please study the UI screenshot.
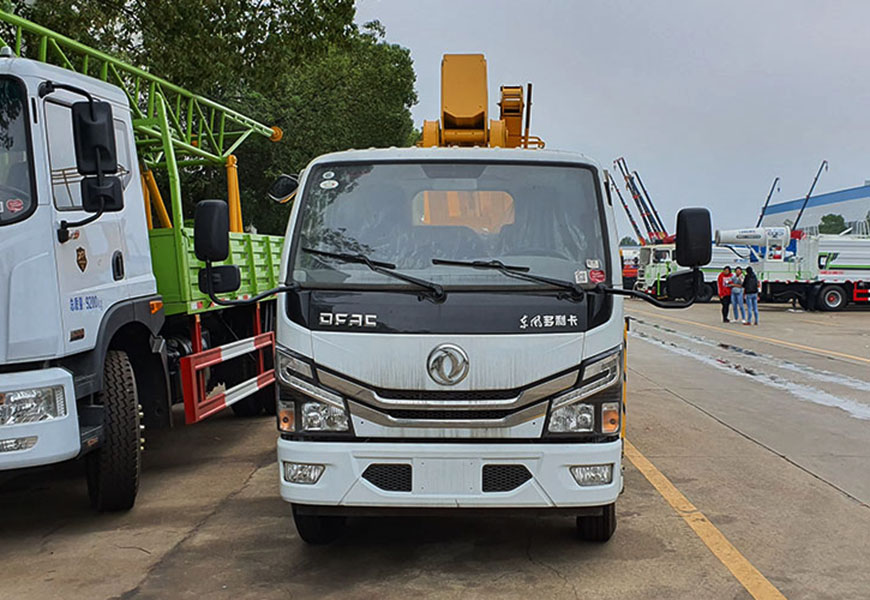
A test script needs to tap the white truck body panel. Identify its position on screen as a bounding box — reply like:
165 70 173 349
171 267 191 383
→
0 56 157 366
817 235 870 284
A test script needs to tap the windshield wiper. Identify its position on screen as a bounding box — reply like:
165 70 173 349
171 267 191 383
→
431 258 585 301
303 247 446 303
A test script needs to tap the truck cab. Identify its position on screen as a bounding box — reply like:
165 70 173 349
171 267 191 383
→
1 11 285 511
272 147 627 541
0 50 161 473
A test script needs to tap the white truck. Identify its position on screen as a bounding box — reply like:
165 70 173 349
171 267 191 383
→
637 243 750 301
0 15 283 510
715 227 870 311
193 55 713 543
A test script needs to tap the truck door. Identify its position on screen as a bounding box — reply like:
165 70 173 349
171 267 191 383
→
44 97 132 355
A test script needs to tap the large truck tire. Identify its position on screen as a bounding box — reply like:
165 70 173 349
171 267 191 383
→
230 394 263 417
576 502 616 542
86 350 141 512
697 283 714 303
292 505 346 545
259 387 277 416
819 285 846 311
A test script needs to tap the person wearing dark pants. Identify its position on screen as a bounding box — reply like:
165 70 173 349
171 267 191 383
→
717 266 732 323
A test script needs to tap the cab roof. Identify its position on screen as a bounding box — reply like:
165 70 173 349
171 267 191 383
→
307 146 601 171
0 53 129 107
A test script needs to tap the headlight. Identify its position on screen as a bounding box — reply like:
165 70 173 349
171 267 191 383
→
277 348 313 382
547 349 622 434
0 386 66 425
551 350 621 411
549 403 594 432
301 401 349 432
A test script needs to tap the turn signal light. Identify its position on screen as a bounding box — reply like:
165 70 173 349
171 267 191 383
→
601 402 620 434
278 407 295 432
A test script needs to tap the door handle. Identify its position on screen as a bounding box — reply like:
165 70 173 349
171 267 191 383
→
112 250 125 280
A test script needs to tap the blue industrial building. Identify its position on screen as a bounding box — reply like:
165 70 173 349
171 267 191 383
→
760 184 870 229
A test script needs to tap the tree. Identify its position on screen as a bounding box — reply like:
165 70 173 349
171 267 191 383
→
818 213 847 234
619 236 639 246
6 1 417 233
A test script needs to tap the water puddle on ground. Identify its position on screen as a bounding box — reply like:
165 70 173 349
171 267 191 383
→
629 326 870 421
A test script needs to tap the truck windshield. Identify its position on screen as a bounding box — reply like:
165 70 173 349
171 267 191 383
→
291 161 609 289
0 77 34 225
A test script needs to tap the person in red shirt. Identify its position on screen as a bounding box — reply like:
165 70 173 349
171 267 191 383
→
717 266 733 323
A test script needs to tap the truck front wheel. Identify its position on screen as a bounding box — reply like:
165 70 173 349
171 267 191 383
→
576 503 616 542
292 505 346 545
697 283 714 303
86 350 141 511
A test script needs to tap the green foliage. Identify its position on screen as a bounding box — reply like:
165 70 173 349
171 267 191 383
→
619 236 638 246
818 213 846 234
7 0 417 233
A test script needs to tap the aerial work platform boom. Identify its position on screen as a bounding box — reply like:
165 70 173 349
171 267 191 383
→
421 54 544 149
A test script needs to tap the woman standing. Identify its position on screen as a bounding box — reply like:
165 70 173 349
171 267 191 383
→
743 266 760 325
731 267 746 323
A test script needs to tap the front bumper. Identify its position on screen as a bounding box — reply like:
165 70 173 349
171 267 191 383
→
0 368 80 470
278 439 622 509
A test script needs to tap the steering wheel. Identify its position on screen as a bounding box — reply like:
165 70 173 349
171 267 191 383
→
504 246 574 261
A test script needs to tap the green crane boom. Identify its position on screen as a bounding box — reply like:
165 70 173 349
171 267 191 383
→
0 10 285 316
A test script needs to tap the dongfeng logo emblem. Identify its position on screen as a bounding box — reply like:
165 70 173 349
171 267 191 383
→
427 344 469 386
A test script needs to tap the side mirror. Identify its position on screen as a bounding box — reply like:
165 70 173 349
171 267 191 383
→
666 270 704 301
268 174 299 204
81 177 123 213
198 265 241 294
72 101 118 175
194 200 230 262
675 208 712 267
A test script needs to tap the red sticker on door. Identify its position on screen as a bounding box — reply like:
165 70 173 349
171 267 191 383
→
6 199 24 213
589 269 606 283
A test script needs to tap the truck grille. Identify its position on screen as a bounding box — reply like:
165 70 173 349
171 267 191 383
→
482 464 532 492
375 389 518 401
381 408 515 420
362 464 412 492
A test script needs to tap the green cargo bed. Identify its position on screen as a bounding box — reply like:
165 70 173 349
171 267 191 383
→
150 227 284 316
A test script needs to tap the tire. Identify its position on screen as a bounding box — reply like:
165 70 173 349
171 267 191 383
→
86 350 141 512
696 283 714 303
228 358 268 417
576 503 616 542
230 394 263 417
258 387 277 416
292 505 346 545
819 285 846 312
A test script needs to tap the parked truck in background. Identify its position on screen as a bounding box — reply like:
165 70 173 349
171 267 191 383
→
637 243 750 301
715 226 870 311
193 54 712 544
0 13 284 510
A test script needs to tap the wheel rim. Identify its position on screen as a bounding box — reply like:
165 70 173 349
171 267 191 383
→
826 291 842 307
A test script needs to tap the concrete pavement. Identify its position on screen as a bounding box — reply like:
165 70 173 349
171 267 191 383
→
1 302 868 599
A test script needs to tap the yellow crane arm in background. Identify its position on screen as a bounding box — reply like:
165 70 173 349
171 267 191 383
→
420 54 545 149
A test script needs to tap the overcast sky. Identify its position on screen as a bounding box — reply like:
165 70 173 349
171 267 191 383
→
355 0 870 238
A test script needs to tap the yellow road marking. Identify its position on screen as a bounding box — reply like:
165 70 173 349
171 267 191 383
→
629 307 870 364
624 440 787 600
